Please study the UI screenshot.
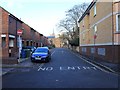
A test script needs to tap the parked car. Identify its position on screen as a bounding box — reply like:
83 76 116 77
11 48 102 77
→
22 46 36 53
42 46 49 50
31 47 51 62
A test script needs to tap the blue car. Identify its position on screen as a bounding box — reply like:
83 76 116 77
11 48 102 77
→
31 47 51 62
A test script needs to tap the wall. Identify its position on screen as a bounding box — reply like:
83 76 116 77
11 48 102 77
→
89 2 113 45
79 1 120 63
2 8 9 58
22 23 31 41
0 7 49 64
0 8 2 58
52 38 62 47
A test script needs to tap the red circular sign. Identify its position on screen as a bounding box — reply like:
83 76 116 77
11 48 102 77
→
17 29 23 35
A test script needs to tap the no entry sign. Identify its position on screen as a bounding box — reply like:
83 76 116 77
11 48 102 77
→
17 29 23 36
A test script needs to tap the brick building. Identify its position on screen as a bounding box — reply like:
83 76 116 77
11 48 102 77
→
78 0 120 63
0 7 49 64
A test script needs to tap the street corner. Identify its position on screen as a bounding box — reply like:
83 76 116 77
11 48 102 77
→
1 68 14 76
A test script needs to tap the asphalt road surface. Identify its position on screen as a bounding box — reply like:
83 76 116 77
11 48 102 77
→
2 48 119 88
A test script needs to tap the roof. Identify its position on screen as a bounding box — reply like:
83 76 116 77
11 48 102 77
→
78 1 97 23
9 14 23 23
0 6 44 37
0 6 23 23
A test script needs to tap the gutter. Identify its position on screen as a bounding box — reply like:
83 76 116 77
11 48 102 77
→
78 1 97 23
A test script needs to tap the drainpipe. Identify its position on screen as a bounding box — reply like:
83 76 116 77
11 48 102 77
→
112 0 114 63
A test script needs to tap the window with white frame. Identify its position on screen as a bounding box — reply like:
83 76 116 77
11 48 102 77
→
114 0 120 2
9 38 14 47
94 25 97 33
94 4 96 16
116 14 120 32
118 14 120 31
93 25 97 39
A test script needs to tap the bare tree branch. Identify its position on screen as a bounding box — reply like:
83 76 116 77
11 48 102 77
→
57 2 89 45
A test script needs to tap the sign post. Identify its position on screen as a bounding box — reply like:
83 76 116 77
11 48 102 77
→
93 31 97 61
17 29 23 63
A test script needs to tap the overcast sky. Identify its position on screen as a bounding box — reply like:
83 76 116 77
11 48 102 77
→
0 0 92 36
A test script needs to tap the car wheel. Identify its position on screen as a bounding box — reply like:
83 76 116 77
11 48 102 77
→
31 60 34 62
45 59 49 63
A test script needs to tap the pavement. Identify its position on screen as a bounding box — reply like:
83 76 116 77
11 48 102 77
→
0 57 32 76
80 55 120 74
1 50 120 77
73 50 120 75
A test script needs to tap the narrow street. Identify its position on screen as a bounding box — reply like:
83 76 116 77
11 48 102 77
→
2 48 119 88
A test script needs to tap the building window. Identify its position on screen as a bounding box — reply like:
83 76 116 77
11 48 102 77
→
9 38 14 47
82 47 86 52
115 0 120 2
94 25 97 39
91 48 95 54
118 14 120 32
94 4 96 16
94 25 97 33
118 14 120 31
2 37 6 47
116 14 120 32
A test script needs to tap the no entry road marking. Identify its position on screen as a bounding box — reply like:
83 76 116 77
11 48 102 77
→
37 51 56 71
37 63 44 71
37 66 97 71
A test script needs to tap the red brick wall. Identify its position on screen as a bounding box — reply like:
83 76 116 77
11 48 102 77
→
22 24 42 47
0 8 2 34
30 29 36 42
0 7 50 64
34 32 41 46
8 16 23 57
8 16 17 56
9 16 17 35
2 9 9 34
79 45 119 63
1 8 9 58
0 8 2 49
118 2 120 12
22 23 31 40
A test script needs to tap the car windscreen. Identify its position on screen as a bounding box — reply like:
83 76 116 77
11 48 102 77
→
34 48 48 53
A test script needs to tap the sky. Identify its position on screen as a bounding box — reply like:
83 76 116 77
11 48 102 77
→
0 0 92 36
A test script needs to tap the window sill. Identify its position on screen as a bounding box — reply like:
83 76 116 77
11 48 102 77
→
114 31 120 34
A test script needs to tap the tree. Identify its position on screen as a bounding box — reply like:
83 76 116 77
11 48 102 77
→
57 3 89 46
58 18 74 39
69 37 79 46
66 3 89 27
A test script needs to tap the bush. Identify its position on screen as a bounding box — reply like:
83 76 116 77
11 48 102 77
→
69 37 79 46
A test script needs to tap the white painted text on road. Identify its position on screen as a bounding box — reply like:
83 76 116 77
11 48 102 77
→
38 66 97 71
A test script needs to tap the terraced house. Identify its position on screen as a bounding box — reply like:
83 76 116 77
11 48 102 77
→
0 6 49 64
78 0 120 63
